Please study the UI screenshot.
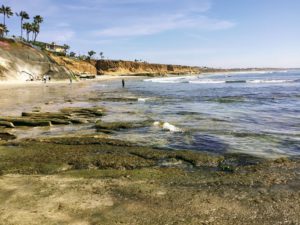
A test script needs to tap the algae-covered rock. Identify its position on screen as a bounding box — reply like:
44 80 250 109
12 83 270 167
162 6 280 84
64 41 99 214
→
0 121 15 128
22 112 71 119
95 120 152 133
0 117 52 127
60 107 106 117
39 136 132 146
0 132 16 141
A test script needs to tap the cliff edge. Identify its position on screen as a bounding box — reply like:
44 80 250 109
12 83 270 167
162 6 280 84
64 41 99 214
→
0 38 72 81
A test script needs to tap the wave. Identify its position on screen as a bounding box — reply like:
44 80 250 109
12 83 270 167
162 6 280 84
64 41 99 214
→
138 98 150 102
190 79 296 84
144 76 197 84
189 79 225 84
202 70 288 76
144 74 298 85
247 79 294 84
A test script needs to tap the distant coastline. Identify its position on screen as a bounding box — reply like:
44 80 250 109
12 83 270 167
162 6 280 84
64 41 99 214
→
0 37 294 83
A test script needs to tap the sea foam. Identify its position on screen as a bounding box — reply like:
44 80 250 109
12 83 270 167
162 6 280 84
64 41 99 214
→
153 121 183 132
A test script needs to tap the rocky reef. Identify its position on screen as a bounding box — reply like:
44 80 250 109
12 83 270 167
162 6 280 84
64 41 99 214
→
0 105 300 224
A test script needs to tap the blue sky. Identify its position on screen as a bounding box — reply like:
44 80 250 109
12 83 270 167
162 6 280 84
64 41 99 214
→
2 0 300 68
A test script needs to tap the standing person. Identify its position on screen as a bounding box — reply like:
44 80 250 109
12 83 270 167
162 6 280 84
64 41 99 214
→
122 79 125 88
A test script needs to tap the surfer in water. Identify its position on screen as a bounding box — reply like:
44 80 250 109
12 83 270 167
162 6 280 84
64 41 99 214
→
122 79 125 88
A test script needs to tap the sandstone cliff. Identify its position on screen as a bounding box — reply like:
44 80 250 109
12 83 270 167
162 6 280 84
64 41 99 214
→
96 60 202 76
48 54 97 75
0 38 206 81
47 55 203 77
0 38 72 81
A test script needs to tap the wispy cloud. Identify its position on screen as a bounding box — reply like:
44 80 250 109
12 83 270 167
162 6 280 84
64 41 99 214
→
93 15 235 37
38 29 75 43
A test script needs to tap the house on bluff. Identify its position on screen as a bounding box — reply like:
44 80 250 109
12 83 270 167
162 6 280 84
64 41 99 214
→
33 41 68 55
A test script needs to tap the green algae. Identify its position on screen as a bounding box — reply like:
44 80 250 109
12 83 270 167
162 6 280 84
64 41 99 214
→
95 120 153 132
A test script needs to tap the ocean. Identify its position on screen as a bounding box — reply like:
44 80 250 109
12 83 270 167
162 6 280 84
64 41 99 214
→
112 70 300 158
1 70 299 158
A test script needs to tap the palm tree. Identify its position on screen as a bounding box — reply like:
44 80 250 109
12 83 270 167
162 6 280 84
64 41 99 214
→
22 22 32 42
31 22 40 42
32 15 43 42
99 52 104 59
88 50 96 59
0 5 13 26
0 23 8 37
16 11 29 39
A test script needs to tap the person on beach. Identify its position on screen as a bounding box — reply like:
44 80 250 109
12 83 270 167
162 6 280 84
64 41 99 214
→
122 79 125 88
69 77 72 84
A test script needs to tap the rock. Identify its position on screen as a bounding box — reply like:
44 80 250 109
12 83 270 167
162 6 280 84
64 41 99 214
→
95 120 152 132
60 107 106 117
0 132 17 141
0 117 52 127
22 112 71 119
0 121 15 128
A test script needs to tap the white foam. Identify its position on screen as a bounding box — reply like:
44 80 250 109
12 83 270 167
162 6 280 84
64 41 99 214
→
144 75 197 84
138 98 148 102
153 121 182 132
189 79 225 84
153 121 161 127
247 79 292 84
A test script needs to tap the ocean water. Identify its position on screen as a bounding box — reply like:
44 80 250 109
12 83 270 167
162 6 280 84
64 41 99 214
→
118 70 300 158
1 70 299 158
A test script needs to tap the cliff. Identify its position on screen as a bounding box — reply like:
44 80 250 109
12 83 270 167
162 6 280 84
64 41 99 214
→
48 54 97 75
47 54 203 76
0 38 72 81
0 38 206 81
96 60 202 76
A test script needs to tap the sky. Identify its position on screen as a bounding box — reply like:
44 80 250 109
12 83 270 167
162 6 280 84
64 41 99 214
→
1 0 300 68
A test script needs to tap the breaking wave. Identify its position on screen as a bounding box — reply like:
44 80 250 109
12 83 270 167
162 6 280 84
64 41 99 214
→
145 77 297 85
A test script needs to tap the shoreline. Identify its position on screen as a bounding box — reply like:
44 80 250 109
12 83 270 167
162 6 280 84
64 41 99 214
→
0 68 292 86
0 70 299 224
0 75 141 87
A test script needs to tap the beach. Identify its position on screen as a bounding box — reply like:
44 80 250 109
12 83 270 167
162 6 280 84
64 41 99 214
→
0 71 300 224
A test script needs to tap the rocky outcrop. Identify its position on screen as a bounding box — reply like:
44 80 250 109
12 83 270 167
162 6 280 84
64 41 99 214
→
0 38 72 81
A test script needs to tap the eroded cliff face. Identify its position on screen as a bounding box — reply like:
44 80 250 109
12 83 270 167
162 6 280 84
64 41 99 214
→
0 38 72 81
48 54 97 75
96 60 202 76
0 38 203 81
48 56 202 76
